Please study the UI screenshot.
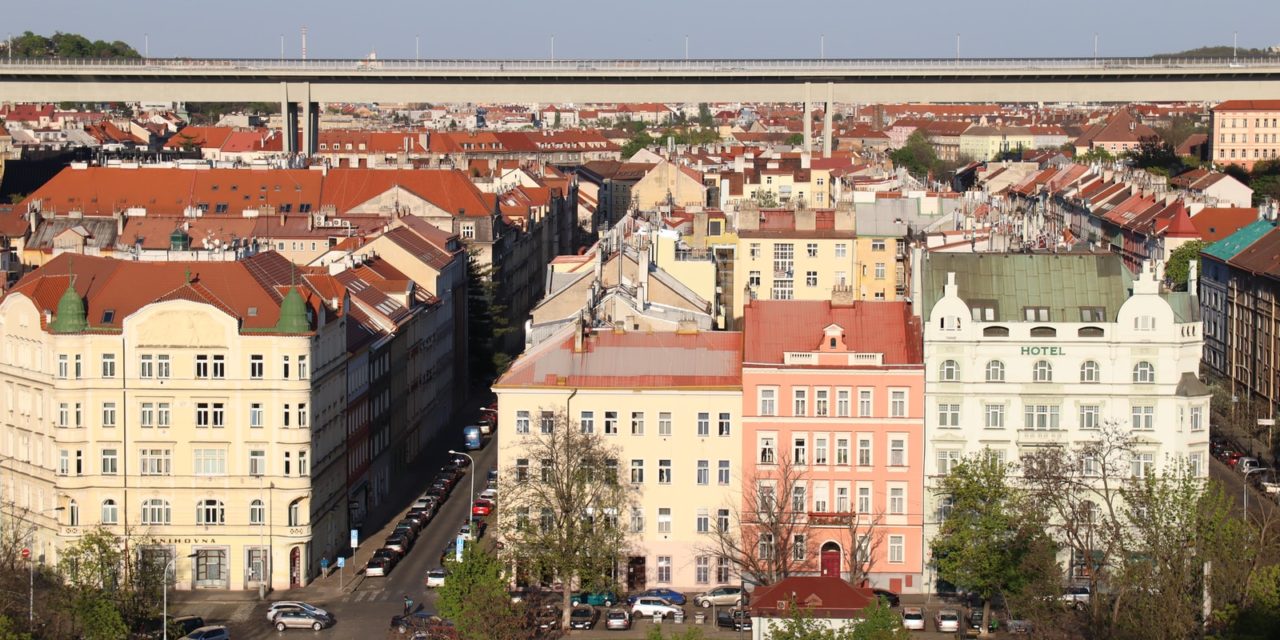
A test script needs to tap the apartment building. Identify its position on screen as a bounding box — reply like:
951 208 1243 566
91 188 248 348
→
1200 218 1280 405
0 253 340 591
742 299 926 593
916 252 1210 584
1211 100 1280 170
732 206 856 328
494 323 742 591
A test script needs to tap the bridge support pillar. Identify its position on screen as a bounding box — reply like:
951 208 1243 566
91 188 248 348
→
823 82 834 158
302 100 318 156
282 100 299 155
802 82 812 155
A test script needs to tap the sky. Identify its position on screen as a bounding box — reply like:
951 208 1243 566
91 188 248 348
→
6 0 1279 60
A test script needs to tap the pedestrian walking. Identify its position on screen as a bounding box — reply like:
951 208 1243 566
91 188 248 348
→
403 594 413 616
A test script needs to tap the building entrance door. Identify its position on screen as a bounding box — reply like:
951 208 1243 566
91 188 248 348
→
290 547 302 588
626 556 646 591
820 542 841 578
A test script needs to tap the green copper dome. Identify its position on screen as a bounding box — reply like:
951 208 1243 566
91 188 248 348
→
51 283 88 333
274 287 310 333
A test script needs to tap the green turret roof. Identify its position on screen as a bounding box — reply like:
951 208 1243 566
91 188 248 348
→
50 282 88 333
274 286 310 333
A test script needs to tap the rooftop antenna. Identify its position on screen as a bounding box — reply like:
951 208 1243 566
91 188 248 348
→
301 26 308 60
1234 31 1238 59
550 34 555 62
955 33 960 62
820 34 825 60
280 34 285 62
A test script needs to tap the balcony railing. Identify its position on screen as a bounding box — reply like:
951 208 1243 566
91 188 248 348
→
1017 429 1068 444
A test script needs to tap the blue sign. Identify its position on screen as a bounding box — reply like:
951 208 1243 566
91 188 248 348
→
350 529 359 550
455 534 465 562
336 557 345 569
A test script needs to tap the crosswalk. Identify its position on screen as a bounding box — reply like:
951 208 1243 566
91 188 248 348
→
342 590 398 603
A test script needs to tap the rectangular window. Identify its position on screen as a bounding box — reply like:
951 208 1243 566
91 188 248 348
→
58 450 69 475
889 535 905 563
604 411 618 435
1131 405 1154 431
140 448 171 476
101 448 118 475
806 271 818 287
793 388 808 416
197 403 211 427
630 459 644 484
249 355 264 379
515 411 530 434
889 487 905 514
657 556 672 583
249 450 266 476
298 451 308 476
102 402 116 428
938 403 960 427
282 355 290 379
697 412 710 437
194 448 227 476
57 354 68 379
718 460 731 485
748 270 761 287
889 438 905 467
156 355 170 379
836 389 851 417
296 403 306 428
890 390 906 417
697 460 709 485
835 243 847 258
875 263 886 280
298 355 308 379
157 402 170 428
793 436 807 465
1131 453 1155 477
658 459 672 484
657 508 672 533
250 403 264 428
696 556 710 584
658 412 672 436
793 534 806 561
857 486 871 514
792 484 806 512
101 354 116 378
580 411 594 434
696 509 710 534
814 389 829 417
631 411 645 436
758 389 776 416
515 459 529 482
985 404 1005 429
836 486 850 512
212 355 225 379
1024 404 1061 430
631 508 645 533
139 355 154 378
871 239 886 251
814 436 828 465
717 508 730 533
858 389 873 417
858 438 872 466
196 355 210 379
836 437 850 465
718 413 732 437
937 449 960 475
1079 404 1100 430
140 402 154 428
539 411 555 434
760 436 777 464
806 242 818 257
1190 407 1204 432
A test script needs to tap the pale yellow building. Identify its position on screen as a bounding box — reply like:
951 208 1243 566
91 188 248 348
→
732 206 857 328
495 324 743 592
958 126 1035 161
630 160 707 210
0 251 343 592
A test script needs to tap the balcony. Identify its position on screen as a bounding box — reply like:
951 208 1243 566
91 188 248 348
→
1017 429 1068 445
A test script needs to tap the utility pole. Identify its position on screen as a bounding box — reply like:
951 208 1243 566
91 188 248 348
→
685 35 689 61
280 35 285 62
1234 31 1239 59
550 34 555 62
821 34 825 60
415 35 420 61
144 33 149 59
955 33 960 61
1094 33 1099 62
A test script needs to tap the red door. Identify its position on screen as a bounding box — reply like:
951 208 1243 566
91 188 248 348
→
820 549 840 577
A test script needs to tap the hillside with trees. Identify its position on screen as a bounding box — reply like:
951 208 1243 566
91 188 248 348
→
1153 45 1278 59
1 31 139 59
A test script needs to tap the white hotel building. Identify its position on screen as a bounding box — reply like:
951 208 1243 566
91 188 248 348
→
914 252 1210 586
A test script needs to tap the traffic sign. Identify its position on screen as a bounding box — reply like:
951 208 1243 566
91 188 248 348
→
336 557 345 569
20 548 29 560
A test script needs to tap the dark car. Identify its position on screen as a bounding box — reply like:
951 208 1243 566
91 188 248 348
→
716 609 752 631
571 591 619 607
401 511 428 529
407 506 435 524
425 484 449 500
372 547 402 566
179 626 228 640
871 588 900 607
627 588 688 606
533 606 561 630
393 522 418 541
384 534 411 554
440 539 459 565
451 453 472 467
365 557 393 577
569 605 599 630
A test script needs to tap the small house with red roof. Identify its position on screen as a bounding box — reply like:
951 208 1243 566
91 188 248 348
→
748 577 879 637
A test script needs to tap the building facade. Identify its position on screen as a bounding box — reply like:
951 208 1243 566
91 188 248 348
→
742 299 926 593
1211 100 1280 170
917 252 1211 587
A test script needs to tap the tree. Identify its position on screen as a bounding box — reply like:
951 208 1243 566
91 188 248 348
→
848 598 910 640
1076 146 1115 165
56 527 169 633
0 615 29 640
698 103 713 127
437 545 529 640
1128 135 1182 176
72 592 127 640
889 132 940 179
467 249 513 383
499 409 636 628
786 133 805 147
843 510 886 588
753 190 779 209
1166 240 1206 291
705 455 810 586
932 452 1052 636
3 31 139 59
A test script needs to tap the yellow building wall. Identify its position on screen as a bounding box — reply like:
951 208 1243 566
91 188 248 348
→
853 236 904 301
732 236 856 328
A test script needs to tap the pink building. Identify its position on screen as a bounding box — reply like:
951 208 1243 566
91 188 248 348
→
742 299 925 594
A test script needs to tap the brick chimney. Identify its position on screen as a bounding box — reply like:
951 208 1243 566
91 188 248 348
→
832 284 856 306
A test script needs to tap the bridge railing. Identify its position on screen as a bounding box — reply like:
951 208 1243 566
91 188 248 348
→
0 57 1278 72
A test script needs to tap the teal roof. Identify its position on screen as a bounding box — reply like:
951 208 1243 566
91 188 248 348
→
920 252 1132 323
1204 218 1276 262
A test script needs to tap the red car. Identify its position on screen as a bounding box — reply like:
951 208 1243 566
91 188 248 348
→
471 499 494 517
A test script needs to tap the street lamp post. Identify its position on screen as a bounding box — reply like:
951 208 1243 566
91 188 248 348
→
163 553 198 640
1244 467 1265 513
449 450 476 526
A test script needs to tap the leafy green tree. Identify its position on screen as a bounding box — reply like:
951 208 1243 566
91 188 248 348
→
466 249 512 383
1076 146 1115 165
698 103 713 127
0 615 31 640
1128 135 1182 176
753 190 779 208
437 545 528 640
646 624 706 640
72 592 128 640
848 598 910 640
786 133 805 147
4 31 139 59
932 452 1051 636
1166 240 1206 291
889 131 940 178
765 596 907 640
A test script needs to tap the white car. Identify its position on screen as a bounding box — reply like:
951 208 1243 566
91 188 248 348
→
935 608 960 633
902 607 925 631
631 597 680 619
266 601 329 623
459 524 474 541
425 569 447 588
479 488 498 502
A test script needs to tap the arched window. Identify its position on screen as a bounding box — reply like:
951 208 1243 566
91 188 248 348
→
1133 361 1156 384
196 499 225 526
250 500 265 526
982 326 1010 337
101 499 118 525
141 499 170 525
68 500 79 526
1033 360 1053 382
287 499 303 527
985 360 1005 383
940 360 960 382
1080 360 1100 383
1029 326 1057 338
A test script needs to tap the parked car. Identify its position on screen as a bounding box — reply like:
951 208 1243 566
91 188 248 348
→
372 547 401 566
871 588 900 608
440 540 459 564
571 591 619 607
604 608 631 630
384 534 410 554
694 586 744 608
631 596 681 619
458 523 474 541
425 569 447 588
628 588 687 606
451 453 472 467
266 602 330 623
487 468 499 484
472 499 493 517
569 605 599 630
273 609 334 631
1239 457 1264 474
1059 586 1091 609
1225 451 1246 468
168 616 207 637
364 557 392 577
968 608 997 632
401 511 429 530
533 606 561 630
179 626 228 640
394 522 418 541
716 609 752 631
901 606 925 631
934 608 961 633
479 488 498 502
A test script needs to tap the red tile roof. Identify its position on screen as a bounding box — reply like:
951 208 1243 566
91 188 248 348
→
748 577 877 620
1214 100 1280 111
744 300 922 366
496 327 743 389
1192 208 1261 242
